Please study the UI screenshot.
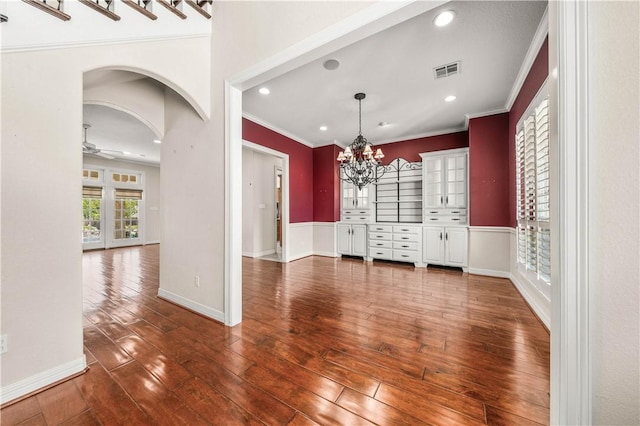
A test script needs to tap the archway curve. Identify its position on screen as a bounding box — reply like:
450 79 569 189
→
84 65 209 121
83 100 163 140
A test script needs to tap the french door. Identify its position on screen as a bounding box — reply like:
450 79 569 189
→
82 167 144 250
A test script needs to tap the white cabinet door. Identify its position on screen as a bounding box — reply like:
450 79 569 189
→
351 225 367 257
423 226 444 264
445 227 468 266
423 156 444 209
445 153 467 208
337 224 352 254
341 181 356 209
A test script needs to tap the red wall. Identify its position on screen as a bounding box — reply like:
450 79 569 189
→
313 145 341 222
375 132 468 164
242 119 313 223
469 113 510 226
508 37 549 227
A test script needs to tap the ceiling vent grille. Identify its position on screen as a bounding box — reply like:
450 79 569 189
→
434 61 460 79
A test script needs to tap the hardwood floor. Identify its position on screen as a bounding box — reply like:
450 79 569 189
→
1 245 550 425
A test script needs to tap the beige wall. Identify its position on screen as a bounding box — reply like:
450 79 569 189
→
587 2 639 424
1 35 210 398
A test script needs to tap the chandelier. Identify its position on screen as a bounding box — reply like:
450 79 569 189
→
336 93 385 190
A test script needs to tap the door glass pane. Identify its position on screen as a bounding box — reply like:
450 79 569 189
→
114 194 141 240
82 197 101 243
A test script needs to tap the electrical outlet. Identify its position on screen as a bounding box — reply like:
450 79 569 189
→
194 275 200 287
0 335 7 354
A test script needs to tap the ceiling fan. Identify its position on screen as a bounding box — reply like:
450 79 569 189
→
82 124 118 159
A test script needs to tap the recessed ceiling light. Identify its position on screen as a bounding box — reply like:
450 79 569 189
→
434 10 455 27
258 87 270 95
319 126 328 131
445 95 457 102
378 121 390 128
153 139 162 144
123 151 132 155
323 59 340 70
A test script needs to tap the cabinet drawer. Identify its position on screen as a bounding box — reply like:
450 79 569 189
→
369 232 392 241
392 233 420 242
370 247 392 259
369 224 393 233
424 208 467 216
424 216 468 224
392 225 421 234
343 210 369 215
392 249 420 263
343 215 371 221
369 240 392 249
392 241 419 251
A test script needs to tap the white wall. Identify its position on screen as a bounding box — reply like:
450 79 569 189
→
84 78 166 139
0 30 210 401
83 156 161 245
242 149 282 257
587 2 639 424
468 227 511 278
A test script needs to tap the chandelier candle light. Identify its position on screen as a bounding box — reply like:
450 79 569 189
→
336 93 385 189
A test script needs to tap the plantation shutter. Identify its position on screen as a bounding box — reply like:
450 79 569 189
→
535 99 550 282
516 129 526 265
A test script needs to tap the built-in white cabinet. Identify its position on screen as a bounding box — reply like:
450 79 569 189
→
337 223 367 257
421 148 468 224
368 224 423 267
422 226 468 269
373 158 422 223
341 179 372 222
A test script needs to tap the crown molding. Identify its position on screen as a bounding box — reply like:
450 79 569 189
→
242 113 315 148
505 6 549 111
464 107 510 129
0 32 210 54
374 126 468 146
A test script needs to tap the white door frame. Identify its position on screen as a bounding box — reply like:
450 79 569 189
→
224 2 592 422
274 166 283 255
242 140 290 263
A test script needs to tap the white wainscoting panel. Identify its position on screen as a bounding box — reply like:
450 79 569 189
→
313 222 338 257
288 222 314 261
468 226 512 278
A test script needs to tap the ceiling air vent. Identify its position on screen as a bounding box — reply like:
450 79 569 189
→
434 61 460 79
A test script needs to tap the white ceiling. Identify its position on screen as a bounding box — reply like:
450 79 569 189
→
83 104 160 165
243 1 547 148
82 1 547 165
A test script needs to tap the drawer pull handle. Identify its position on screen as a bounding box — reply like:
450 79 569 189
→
401 237 409 240
401 255 409 258
452 211 460 214
376 252 384 255
376 236 383 238
401 245 409 248
401 228 409 231
452 218 460 221
430 218 438 221
376 243 383 246
430 211 438 214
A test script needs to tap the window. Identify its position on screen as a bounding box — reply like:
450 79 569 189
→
516 96 550 285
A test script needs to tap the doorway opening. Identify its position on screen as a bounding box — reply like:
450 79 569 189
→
241 140 289 263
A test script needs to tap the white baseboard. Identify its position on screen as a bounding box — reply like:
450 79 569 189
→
242 249 276 258
313 250 339 258
0 356 87 405
287 251 314 262
468 268 511 279
144 240 160 245
509 273 551 329
157 288 224 323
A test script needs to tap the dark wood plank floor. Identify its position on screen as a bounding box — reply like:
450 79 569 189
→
1 245 550 425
